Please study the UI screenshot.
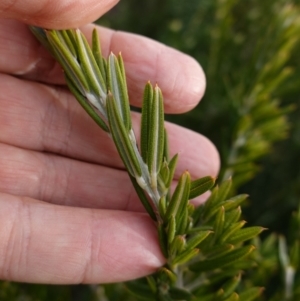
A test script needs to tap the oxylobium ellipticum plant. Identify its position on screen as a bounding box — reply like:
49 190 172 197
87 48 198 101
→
30 27 266 301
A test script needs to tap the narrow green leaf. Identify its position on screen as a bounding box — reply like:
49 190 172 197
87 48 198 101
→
203 180 231 219
117 53 130 115
239 287 264 301
169 287 192 300
74 29 107 99
129 174 157 221
202 186 219 218
46 30 89 95
92 28 106 77
225 207 242 225
186 230 212 250
163 128 170 162
223 292 239 301
176 207 189 235
193 270 240 297
140 82 153 163
158 267 177 284
202 179 232 220
65 75 109 132
66 29 78 55
214 206 225 240
117 52 126 80
60 30 77 58
170 235 186 256
187 203 195 216
204 203 227 222
157 175 168 197
147 85 165 189
218 178 232 202
146 276 157 293
165 171 191 221
165 154 178 188
222 274 241 298
176 172 191 218
158 196 167 219
224 194 249 211
220 221 247 244
189 225 214 234
228 227 266 244
159 160 170 186
190 245 255 272
204 244 234 259
125 281 155 301
226 258 257 270
106 93 142 177
192 203 205 225
167 215 176 245
158 222 168 258
107 53 131 130
189 176 215 199
173 248 199 266
261 232 277 253
50 30 106 122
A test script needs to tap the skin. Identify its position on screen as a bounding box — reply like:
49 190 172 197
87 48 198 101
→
0 0 220 284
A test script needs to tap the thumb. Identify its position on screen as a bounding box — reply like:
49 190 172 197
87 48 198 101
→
0 0 119 29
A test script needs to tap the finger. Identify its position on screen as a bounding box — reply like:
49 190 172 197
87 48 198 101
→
0 193 164 284
0 21 206 113
89 25 206 113
0 0 118 29
0 74 219 179
0 142 144 211
0 142 213 210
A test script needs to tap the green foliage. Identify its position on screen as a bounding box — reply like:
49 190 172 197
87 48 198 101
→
29 25 264 300
1 0 300 300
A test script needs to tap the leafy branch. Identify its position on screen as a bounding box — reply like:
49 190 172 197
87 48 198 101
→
31 26 265 301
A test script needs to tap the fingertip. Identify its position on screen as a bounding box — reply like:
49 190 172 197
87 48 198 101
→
87 212 165 283
97 29 206 113
0 194 165 284
166 55 206 113
200 135 220 178
166 123 220 179
137 42 206 114
187 58 207 109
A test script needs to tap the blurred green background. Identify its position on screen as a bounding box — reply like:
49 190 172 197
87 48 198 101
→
1 0 300 300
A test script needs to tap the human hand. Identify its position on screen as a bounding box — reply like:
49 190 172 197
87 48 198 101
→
0 0 219 284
